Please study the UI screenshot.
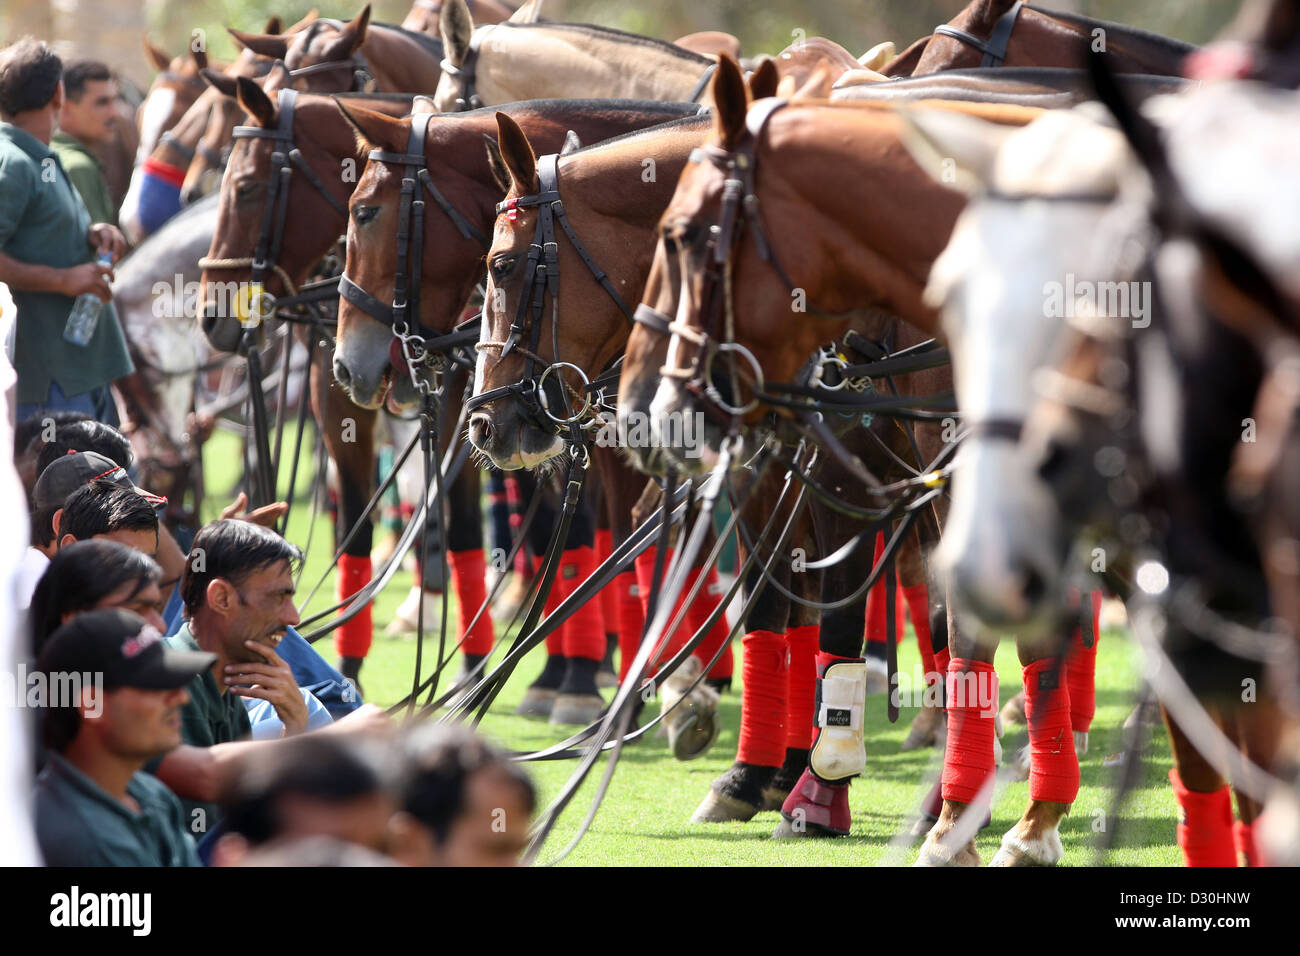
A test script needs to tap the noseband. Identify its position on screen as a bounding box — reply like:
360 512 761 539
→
337 112 489 390
465 152 634 442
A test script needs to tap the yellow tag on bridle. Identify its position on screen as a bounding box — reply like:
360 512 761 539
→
236 282 268 329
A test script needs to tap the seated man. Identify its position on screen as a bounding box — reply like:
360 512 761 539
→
389 724 536 867
33 609 213 866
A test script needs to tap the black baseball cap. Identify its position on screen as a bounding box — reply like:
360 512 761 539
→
37 609 214 691
32 451 167 511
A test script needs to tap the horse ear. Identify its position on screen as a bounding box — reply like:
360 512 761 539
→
495 112 539 194
200 68 238 98
791 60 835 100
859 40 896 71
895 104 1020 195
746 57 779 101
710 54 749 150
235 75 277 128
227 28 290 61
441 0 475 66
560 130 582 156
334 99 408 156
142 35 171 73
263 15 283 35
508 0 543 24
484 135 511 192
191 47 208 71
324 4 370 60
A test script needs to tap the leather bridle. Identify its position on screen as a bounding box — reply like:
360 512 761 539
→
464 152 633 443
197 89 349 325
643 98 862 420
440 26 493 112
337 111 489 390
933 0 1024 67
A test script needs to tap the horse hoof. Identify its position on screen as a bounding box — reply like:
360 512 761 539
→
690 789 760 824
515 687 557 717
1000 690 1027 726
549 693 605 726
914 836 982 867
597 668 620 689
989 829 1063 867
900 706 945 751
668 707 720 761
773 769 851 837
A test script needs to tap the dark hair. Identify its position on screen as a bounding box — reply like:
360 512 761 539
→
61 59 112 102
58 480 158 546
0 38 62 117
30 504 60 548
399 724 536 845
29 539 161 656
36 420 133 475
180 519 302 615
222 735 394 847
14 410 89 457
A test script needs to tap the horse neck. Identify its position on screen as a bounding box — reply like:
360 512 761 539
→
762 107 963 335
478 26 710 103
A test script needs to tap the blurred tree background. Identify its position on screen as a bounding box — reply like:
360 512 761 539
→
4 0 1243 91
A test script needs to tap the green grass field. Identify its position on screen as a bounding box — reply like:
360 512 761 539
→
202 423 1181 866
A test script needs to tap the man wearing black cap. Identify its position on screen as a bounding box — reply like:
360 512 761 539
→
33 609 213 866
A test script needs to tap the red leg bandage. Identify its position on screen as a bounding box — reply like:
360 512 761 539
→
736 629 787 768
864 534 888 647
334 554 373 659
784 625 818 750
1066 589 1102 734
1023 658 1079 804
1233 819 1258 867
685 565 732 679
614 570 644 683
448 549 494 657
555 546 604 661
901 583 936 684
594 529 618 642
533 555 563 656
1170 769 1236 866
941 658 998 805
633 546 671 619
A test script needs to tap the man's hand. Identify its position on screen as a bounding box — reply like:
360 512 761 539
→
225 639 309 735
219 491 288 529
59 261 113 302
87 223 127 262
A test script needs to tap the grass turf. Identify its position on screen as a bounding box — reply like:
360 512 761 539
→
202 423 1182 866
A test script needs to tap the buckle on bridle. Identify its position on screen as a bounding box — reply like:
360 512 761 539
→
702 341 765 416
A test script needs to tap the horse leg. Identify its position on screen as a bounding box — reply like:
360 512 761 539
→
691 469 798 823
986 634 1076 867
588 458 620 687
915 604 996 867
312 359 377 685
1164 704 1236 866
1222 699 1282 866
514 478 566 717
899 532 950 752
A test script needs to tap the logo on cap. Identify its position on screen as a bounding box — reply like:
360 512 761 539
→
121 625 163 659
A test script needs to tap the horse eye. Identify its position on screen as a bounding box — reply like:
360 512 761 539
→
352 205 377 225
490 256 515 280
235 181 259 200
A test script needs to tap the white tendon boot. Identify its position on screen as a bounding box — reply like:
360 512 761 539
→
810 660 868 780
386 585 442 635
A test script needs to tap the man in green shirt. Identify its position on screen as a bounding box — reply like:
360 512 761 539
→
33 608 214 866
51 59 119 227
0 39 132 426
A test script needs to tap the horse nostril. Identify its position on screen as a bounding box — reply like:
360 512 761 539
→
1021 566 1047 609
469 414 494 448
333 359 352 388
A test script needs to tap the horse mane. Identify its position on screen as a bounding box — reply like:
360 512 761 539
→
494 21 712 65
1031 6 1198 55
462 97 701 126
560 110 711 159
300 18 444 57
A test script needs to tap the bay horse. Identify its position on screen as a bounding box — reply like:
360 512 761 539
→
330 97 706 722
617 56 1106 860
930 71 1299 865
401 0 516 35
880 0 1196 78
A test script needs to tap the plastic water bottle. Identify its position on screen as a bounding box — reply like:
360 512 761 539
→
63 251 113 346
